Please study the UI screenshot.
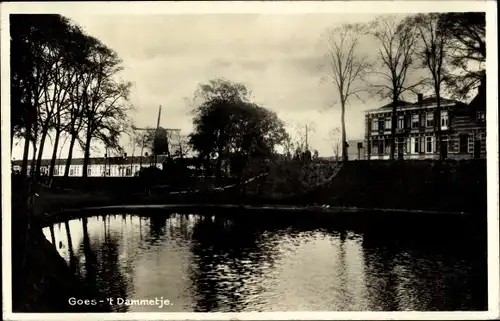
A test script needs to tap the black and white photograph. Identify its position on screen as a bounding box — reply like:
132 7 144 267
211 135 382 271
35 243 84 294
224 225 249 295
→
1 1 498 320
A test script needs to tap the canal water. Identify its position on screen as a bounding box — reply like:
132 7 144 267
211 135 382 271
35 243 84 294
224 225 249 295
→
43 212 487 312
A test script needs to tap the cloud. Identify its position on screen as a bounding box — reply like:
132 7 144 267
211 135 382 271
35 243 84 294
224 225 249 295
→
11 13 408 160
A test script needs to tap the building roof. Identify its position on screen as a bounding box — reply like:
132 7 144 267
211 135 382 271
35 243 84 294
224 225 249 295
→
378 100 412 110
411 96 458 106
11 155 169 167
468 78 486 112
367 96 462 114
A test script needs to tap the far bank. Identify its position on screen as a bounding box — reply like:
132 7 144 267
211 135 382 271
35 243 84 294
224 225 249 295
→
15 159 487 223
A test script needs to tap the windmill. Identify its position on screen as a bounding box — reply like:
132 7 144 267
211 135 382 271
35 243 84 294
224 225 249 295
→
132 106 181 164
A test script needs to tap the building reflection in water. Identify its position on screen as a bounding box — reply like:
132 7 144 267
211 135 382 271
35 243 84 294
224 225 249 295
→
43 212 487 312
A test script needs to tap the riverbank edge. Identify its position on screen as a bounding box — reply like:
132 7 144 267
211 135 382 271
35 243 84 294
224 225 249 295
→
12 221 110 313
40 202 477 228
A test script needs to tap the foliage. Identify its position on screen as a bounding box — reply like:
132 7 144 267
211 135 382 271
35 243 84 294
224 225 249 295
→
189 78 289 183
438 13 486 99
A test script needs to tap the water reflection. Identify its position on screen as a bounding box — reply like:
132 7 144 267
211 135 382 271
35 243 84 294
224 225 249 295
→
43 213 487 312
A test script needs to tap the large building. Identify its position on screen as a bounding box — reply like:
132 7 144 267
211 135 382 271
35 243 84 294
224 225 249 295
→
12 155 167 177
364 83 486 160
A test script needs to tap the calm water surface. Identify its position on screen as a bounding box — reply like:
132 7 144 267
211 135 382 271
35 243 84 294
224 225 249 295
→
43 212 487 312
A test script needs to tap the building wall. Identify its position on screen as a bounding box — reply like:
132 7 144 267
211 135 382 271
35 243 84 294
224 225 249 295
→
347 140 366 160
364 103 486 161
13 162 162 177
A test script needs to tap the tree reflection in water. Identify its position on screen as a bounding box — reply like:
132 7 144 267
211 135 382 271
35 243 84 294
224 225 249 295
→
360 216 487 311
49 211 486 312
64 220 78 275
188 214 279 312
75 216 133 312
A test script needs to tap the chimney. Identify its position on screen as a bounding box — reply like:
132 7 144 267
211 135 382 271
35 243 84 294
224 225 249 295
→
417 93 423 104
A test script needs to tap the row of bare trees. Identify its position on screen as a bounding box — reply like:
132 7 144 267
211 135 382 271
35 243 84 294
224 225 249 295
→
11 14 133 179
320 12 486 161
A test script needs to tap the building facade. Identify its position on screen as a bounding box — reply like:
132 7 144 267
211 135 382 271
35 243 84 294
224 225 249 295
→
12 155 167 177
364 86 486 160
347 140 367 160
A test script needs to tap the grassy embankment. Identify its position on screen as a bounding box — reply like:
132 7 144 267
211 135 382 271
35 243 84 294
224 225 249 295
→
10 179 109 312
25 159 487 218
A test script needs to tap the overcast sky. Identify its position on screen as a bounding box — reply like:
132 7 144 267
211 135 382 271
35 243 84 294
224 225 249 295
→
9 13 437 159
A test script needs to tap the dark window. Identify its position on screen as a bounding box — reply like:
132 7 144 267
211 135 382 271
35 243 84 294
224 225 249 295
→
426 136 433 153
411 114 419 128
459 135 468 153
398 116 405 129
426 112 434 127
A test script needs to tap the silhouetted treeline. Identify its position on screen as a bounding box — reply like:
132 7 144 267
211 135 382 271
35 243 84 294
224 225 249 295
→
11 14 133 179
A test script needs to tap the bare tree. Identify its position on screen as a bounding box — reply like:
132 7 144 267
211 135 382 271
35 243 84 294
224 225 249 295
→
62 34 101 177
169 132 191 159
368 15 423 160
320 24 371 162
409 13 452 160
131 128 155 168
291 120 317 154
78 42 133 177
328 127 341 161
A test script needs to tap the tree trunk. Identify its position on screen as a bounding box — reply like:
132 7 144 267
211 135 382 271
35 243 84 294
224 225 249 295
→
390 96 397 161
48 129 61 178
64 135 77 177
341 103 348 162
139 145 144 169
35 125 50 177
11 128 15 152
82 134 92 178
21 128 31 176
215 156 222 185
435 91 443 161
30 140 37 177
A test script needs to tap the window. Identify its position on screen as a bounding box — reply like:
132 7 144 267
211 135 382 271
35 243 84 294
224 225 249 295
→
371 118 379 131
477 111 485 122
441 111 449 128
426 136 433 153
468 135 474 153
398 116 405 129
372 140 379 154
412 137 420 153
385 117 392 130
411 114 419 128
384 139 391 154
426 112 434 127
126 167 132 176
406 138 411 153
459 135 468 153
448 136 456 152
54 167 59 176
106 169 110 176
87 168 92 176
69 168 74 176
420 136 425 153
